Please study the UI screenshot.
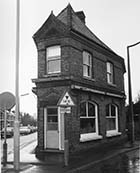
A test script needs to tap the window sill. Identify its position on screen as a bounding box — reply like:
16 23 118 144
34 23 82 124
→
107 83 117 87
80 133 103 142
43 73 61 77
106 131 122 137
83 76 96 82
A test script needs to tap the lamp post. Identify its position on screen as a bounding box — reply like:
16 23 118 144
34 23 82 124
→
14 0 20 170
127 41 140 146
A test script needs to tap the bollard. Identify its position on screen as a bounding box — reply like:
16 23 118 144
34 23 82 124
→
3 142 7 166
64 140 69 166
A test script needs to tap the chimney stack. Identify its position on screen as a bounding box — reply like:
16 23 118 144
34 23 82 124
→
76 11 86 24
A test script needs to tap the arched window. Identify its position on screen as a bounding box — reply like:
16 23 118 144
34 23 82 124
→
106 104 119 135
80 101 98 136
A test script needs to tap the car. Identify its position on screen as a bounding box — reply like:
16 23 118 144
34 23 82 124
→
20 126 31 135
1 127 14 138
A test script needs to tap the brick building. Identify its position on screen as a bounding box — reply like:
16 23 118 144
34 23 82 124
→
32 4 126 160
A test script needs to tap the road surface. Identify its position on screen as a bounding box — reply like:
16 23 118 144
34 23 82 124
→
1 132 37 159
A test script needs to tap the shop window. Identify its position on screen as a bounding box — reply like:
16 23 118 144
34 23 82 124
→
106 104 119 136
80 101 99 139
46 45 61 74
83 51 92 78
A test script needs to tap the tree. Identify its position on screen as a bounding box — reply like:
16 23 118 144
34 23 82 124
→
20 112 37 126
134 91 140 114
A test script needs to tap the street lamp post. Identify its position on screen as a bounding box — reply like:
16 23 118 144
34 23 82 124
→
127 41 140 146
14 0 20 170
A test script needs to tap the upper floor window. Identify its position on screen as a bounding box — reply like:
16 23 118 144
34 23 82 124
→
106 104 119 135
46 46 61 74
107 62 114 84
83 51 92 78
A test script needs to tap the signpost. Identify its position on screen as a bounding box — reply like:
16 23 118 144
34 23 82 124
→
58 91 75 166
0 92 15 166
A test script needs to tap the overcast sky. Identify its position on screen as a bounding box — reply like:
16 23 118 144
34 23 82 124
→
0 0 140 115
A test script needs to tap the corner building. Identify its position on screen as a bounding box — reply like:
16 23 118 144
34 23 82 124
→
32 4 126 161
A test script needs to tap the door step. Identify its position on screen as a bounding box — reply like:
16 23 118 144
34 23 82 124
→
41 149 64 163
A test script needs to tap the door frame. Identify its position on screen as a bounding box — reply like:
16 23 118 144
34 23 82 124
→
44 106 64 150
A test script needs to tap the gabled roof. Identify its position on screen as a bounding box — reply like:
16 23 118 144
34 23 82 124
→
57 4 114 52
33 12 68 40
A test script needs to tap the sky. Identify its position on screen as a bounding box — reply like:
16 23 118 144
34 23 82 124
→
0 0 140 116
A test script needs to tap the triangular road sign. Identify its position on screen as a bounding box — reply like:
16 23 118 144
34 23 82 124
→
58 91 75 106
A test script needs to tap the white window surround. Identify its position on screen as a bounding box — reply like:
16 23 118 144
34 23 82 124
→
107 62 114 84
106 104 119 135
46 45 61 74
80 101 99 142
83 51 92 78
80 133 103 142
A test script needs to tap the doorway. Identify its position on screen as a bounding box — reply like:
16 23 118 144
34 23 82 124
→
44 107 65 150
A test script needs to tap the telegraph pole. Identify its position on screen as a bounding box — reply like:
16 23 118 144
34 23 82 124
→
127 41 140 146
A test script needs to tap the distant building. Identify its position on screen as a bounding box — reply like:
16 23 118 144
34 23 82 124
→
32 4 126 161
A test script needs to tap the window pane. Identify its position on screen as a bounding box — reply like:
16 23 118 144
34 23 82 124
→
47 46 60 57
80 118 95 134
47 123 58 130
106 118 116 131
47 107 58 130
83 65 88 77
111 105 116 117
80 102 86 117
88 102 95 117
83 65 91 77
47 108 57 115
48 116 58 123
47 59 60 73
106 104 110 116
83 52 91 65
107 62 114 84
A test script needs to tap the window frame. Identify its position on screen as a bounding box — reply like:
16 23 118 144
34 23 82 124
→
106 104 119 135
46 106 58 131
80 101 102 142
83 51 92 78
46 45 61 74
106 61 114 84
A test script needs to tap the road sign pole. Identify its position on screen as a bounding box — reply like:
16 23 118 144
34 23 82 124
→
3 110 7 166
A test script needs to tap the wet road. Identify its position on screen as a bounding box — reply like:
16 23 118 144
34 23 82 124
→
85 148 140 173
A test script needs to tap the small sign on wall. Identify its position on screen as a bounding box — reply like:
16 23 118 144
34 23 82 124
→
61 107 71 114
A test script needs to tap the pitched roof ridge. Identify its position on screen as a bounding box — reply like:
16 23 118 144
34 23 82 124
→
33 12 56 38
72 10 115 52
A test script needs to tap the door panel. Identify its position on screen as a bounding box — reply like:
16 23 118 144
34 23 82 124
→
46 131 59 149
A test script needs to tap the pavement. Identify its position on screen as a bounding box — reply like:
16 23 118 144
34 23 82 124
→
1 140 140 173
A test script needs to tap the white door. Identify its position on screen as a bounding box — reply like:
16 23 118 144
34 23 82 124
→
45 107 59 149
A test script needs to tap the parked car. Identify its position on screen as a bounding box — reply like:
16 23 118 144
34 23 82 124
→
29 126 37 133
1 127 14 138
20 126 31 135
